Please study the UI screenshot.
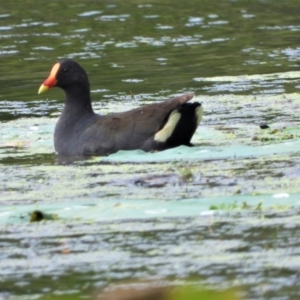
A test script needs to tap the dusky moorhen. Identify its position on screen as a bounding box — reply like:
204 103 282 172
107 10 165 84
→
38 59 203 156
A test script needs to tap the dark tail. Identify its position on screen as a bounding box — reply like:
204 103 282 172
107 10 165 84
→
154 102 202 150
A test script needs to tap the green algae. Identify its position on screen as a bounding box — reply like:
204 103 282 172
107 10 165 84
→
1 100 300 212
1 194 299 225
2 93 300 163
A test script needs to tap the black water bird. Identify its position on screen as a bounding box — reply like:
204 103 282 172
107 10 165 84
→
38 59 203 156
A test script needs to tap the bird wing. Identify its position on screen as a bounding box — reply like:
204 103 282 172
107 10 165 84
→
79 94 194 155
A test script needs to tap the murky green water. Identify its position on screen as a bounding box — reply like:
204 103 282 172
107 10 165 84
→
1 0 300 299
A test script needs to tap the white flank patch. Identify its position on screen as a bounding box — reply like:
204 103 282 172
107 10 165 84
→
154 110 181 142
196 105 203 125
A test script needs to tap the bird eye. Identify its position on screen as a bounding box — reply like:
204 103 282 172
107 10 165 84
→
62 68 69 73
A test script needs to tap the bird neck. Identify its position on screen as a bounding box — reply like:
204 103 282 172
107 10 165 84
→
63 84 94 116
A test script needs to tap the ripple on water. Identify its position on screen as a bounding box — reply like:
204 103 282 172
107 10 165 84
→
0 14 10 18
0 26 13 30
1 213 300 298
95 14 130 22
78 11 102 17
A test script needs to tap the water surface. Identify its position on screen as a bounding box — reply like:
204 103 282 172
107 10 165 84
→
1 0 300 299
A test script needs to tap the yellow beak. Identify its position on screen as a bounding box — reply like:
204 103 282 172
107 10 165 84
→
38 84 49 95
